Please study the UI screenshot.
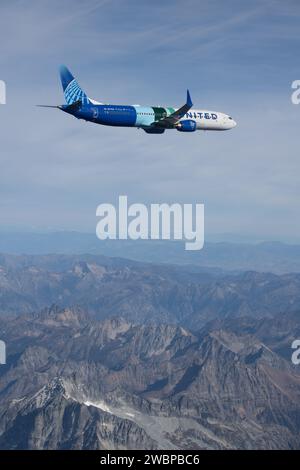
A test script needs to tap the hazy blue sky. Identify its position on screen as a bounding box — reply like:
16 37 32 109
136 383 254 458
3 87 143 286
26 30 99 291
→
0 0 300 241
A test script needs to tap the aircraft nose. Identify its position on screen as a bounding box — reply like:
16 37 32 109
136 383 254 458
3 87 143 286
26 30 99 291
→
225 115 237 129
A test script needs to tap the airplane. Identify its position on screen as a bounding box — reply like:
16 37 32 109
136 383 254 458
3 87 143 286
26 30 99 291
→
38 65 237 134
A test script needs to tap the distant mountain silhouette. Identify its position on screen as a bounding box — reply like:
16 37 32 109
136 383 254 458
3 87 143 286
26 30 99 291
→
2 231 300 273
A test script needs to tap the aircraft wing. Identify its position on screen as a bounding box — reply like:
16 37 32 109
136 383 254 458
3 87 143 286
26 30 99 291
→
153 90 193 129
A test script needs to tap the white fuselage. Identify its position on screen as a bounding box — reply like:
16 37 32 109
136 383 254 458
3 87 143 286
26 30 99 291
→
133 105 237 131
178 109 237 131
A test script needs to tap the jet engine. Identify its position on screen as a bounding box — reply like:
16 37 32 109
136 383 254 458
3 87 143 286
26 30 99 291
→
176 120 197 132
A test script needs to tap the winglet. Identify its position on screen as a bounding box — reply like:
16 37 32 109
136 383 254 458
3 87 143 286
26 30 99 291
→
187 89 193 108
151 89 193 129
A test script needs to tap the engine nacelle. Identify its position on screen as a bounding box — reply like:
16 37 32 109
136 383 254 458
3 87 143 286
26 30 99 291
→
176 120 197 132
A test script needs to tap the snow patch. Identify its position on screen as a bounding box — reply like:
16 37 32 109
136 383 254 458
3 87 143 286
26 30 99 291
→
84 400 112 414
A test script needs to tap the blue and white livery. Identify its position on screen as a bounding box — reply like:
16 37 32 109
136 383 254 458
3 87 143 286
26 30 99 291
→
38 65 237 134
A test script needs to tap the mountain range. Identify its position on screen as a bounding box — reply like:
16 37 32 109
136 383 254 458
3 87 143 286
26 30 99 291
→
1 253 300 330
2 231 300 273
0 307 299 449
0 252 300 449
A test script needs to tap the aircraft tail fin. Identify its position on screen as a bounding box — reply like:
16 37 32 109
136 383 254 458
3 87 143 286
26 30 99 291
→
59 65 89 105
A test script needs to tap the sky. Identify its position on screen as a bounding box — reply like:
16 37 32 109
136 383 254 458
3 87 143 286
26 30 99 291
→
0 0 300 242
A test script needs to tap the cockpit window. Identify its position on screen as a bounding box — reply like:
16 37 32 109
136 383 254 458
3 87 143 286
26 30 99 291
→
228 117 233 120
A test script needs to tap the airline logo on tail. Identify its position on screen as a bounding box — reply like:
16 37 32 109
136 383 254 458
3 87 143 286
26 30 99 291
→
60 65 89 105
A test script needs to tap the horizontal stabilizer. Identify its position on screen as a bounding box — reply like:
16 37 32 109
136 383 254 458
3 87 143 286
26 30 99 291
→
36 105 60 108
62 99 82 111
37 100 82 112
